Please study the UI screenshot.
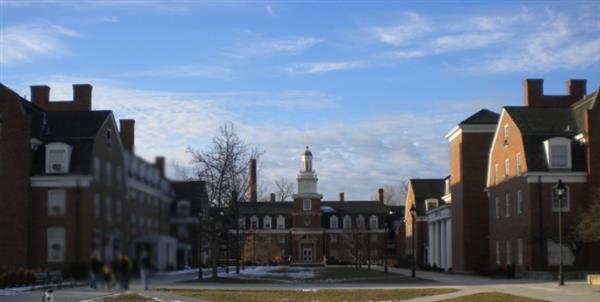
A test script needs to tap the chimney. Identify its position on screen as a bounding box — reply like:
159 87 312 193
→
119 119 135 152
339 192 345 204
31 85 50 107
524 79 543 107
378 188 384 205
567 79 586 101
248 159 257 203
155 156 165 178
270 193 276 203
73 84 92 111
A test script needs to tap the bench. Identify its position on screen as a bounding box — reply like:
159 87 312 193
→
33 272 48 285
48 271 63 284
588 274 600 285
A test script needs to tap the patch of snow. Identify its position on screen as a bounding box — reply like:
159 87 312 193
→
321 206 336 213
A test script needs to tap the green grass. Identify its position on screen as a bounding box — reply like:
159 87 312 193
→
166 288 458 302
101 293 153 302
440 292 547 302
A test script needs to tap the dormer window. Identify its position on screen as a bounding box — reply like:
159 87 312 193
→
425 198 439 211
543 137 571 169
250 216 258 230
356 215 365 228
343 215 352 229
276 215 285 229
503 124 509 145
330 215 339 229
369 215 379 229
45 143 72 174
177 200 191 216
263 216 272 229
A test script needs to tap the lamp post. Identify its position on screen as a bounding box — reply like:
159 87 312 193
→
198 211 203 280
384 210 394 273
555 179 566 286
410 205 417 278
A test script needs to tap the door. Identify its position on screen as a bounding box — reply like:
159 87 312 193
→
302 248 313 262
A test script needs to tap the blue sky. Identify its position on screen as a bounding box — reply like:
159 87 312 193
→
1 1 599 202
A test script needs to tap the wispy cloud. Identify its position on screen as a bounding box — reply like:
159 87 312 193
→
265 4 278 18
285 60 367 75
372 12 431 46
0 24 81 64
132 64 232 79
224 36 322 58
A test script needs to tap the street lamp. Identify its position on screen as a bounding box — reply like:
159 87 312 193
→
384 210 394 273
410 205 417 278
198 211 203 280
555 179 566 286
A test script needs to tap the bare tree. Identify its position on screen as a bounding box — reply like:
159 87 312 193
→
187 123 262 278
376 179 409 206
274 177 294 202
576 190 600 242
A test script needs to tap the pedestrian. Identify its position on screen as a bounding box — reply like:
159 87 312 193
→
140 251 151 290
89 252 101 289
119 255 131 290
102 261 112 289
110 256 119 288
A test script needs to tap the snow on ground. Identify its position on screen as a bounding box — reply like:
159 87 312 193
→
220 266 319 281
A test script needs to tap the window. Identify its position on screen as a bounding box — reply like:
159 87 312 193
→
105 197 112 222
116 200 122 222
496 240 500 265
369 215 379 229
116 166 122 187
94 157 101 180
330 215 339 229
303 199 311 211
106 129 112 146
250 216 258 230
503 124 509 145
494 163 499 185
504 159 510 179
276 216 285 229
356 215 365 229
238 217 246 229
105 162 112 186
495 196 500 219
47 190 66 216
515 153 522 176
517 239 523 265
506 240 511 265
517 190 523 214
330 234 337 243
263 216 272 229
425 198 439 211
543 137 571 169
178 226 189 238
343 215 352 229
177 200 190 216
505 193 511 217
47 227 66 262
551 185 570 212
94 194 100 218
45 143 72 174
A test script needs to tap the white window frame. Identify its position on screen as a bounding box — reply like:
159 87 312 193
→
517 190 523 214
496 240 500 265
239 217 246 230
45 142 72 174
504 158 510 179
505 193 511 217
506 240 511 265
494 163 499 185
303 199 311 211
47 227 66 263
105 162 112 186
47 190 66 216
94 157 101 180
503 124 509 145
343 215 352 229
263 215 272 229
250 216 259 230
495 196 500 219
330 215 339 229
356 215 365 229
369 215 379 229
543 137 572 169
515 153 522 176
517 239 523 265
551 185 570 212
276 215 285 229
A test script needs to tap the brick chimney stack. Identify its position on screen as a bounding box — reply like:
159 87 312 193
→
155 156 165 178
339 192 344 204
524 79 587 108
567 79 586 101
378 188 384 205
31 85 50 107
119 119 135 152
248 159 257 203
72 84 92 111
270 193 276 203
30 84 93 111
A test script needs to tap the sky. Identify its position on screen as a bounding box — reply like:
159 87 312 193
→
1 0 599 203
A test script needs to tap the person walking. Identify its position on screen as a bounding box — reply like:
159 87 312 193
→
89 253 101 289
140 251 151 290
119 255 132 290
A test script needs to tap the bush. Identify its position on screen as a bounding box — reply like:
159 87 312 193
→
0 268 45 289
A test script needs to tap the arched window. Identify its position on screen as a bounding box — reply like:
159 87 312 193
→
369 215 379 229
276 215 285 229
238 217 246 229
263 215 272 229
356 215 365 228
343 215 352 229
250 216 259 230
45 142 72 174
330 215 339 229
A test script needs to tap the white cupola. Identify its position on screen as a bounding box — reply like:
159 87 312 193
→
296 146 320 195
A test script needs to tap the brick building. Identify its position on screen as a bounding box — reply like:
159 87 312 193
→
236 147 400 265
486 79 600 272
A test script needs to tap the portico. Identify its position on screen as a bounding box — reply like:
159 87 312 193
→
427 204 452 271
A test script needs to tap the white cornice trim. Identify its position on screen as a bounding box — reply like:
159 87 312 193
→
441 193 452 203
128 178 172 202
446 124 496 141
31 175 93 188
486 109 507 188
524 172 587 183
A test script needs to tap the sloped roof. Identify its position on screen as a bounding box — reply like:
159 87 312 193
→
571 89 599 133
44 111 111 138
409 179 446 215
238 202 293 216
460 109 500 125
321 201 387 215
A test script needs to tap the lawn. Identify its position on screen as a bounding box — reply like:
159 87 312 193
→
185 266 430 284
440 292 547 302
166 288 458 302
101 293 153 302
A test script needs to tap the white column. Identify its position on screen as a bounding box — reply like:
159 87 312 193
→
441 220 446 270
435 221 441 267
428 221 434 266
446 218 452 271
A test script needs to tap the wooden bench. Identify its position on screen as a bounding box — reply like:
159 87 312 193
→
48 271 63 284
588 274 600 285
33 272 48 285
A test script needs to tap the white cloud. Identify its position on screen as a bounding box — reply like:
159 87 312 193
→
133 64 232 79
285 60 367 75
372 12 431 46
224 36 322 58
265 4 278 18
0 24 81 64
